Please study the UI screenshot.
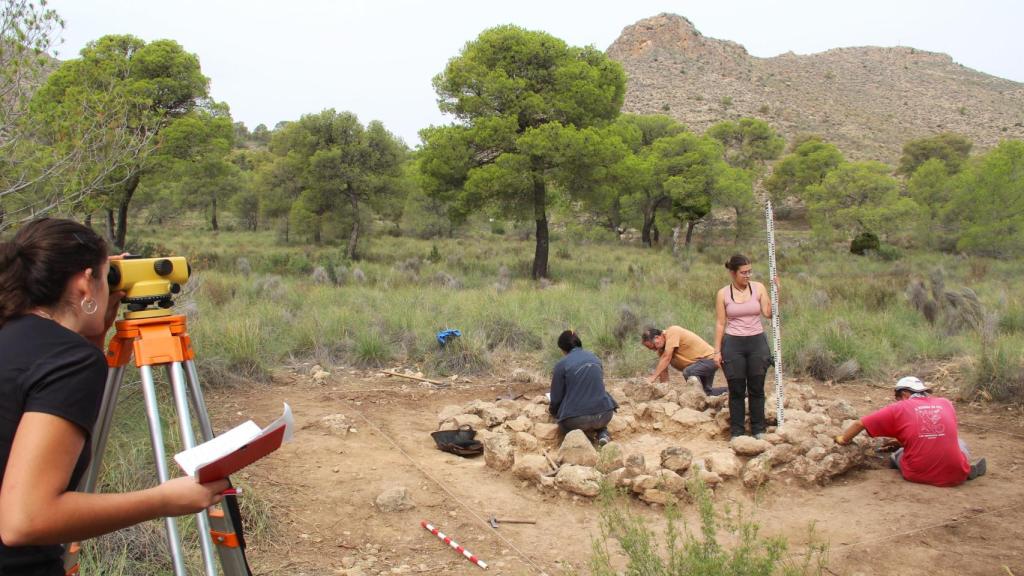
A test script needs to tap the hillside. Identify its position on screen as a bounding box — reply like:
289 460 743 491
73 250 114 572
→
607 14 1024 162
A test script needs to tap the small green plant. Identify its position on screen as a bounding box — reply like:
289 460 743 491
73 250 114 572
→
720 95 733 109
661 103 671 112
590 477 829 575
426 243 442 263
758 104 770 115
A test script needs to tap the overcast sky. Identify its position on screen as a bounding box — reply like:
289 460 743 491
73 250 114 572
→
47 0 1024 147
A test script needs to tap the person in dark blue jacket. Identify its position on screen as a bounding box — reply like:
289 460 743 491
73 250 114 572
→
549 330 618 446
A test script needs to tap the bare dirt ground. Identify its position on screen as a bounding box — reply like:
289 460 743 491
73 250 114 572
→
206 368 1024 576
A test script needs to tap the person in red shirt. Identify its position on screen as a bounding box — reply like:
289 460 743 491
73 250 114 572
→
834 376 986 487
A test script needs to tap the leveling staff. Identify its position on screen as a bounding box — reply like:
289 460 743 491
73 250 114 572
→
0 218 227 575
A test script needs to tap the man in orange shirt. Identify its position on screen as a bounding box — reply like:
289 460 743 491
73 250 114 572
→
641 326 726 396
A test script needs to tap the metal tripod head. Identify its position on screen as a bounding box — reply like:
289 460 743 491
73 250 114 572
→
108 256 191 319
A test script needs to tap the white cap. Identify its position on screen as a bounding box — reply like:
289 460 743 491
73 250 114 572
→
894 376 930 394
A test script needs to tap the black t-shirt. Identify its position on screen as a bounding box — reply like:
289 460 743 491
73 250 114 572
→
0 315 107 575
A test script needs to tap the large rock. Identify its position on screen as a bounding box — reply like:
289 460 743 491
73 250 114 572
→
558 429 599 466
506 416 533 433
512 454 550 482
677 389 708 411
555 465 603 497
625 379 669 402
596 442 625 473
479 405 512 427
671 408 712 428
640 489 677 505
653 469 687 495
606 414 635 434
660 446 693 474
624 453 646 477
766 443 797 465
730 436 772 456
647 401 681 419
532 423 560 442
704 451 742 478
630 474 659 493
741 453 773 488
605 467 630 487
523 404 551 421
826 400 859 423
452 413 485 430
375 487 415 512
437 405 463 423
483 435 515 471
513 432 539 452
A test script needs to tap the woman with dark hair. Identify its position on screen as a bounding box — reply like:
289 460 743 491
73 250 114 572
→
548 330 618 446
0 218 228 575
713 254 774 439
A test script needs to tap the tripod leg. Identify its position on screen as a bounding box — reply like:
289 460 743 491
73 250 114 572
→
63 366 127 574
183 359 253 576
169 362 220 576
140 365 189 576
185 360 215 441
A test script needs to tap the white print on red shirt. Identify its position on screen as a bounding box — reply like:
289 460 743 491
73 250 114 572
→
915 405 946 438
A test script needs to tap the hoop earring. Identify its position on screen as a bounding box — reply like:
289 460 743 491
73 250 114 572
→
81 297 98 315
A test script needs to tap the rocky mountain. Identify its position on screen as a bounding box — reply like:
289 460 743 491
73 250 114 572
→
607 14 1024 163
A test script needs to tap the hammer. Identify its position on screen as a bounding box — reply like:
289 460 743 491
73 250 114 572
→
487 516 536 529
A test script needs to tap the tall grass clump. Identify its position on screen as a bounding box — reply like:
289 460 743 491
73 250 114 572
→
428 334 491 375
590 478 828 576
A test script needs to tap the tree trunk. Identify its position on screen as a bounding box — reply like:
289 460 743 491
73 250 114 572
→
531 177 548 279
211 196 219 231
346 187 360 260
672 225 681 256
652 222 660 244
685 220 697 247
607 196 622 232
641 205 655 247
114 172 141 251
105 209 116 246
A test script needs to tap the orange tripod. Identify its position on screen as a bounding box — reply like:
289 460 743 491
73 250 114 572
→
63 314 252 576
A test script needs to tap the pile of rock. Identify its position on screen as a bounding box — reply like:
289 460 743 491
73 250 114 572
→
435 380 877 502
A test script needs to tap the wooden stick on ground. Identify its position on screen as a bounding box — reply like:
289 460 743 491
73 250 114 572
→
380 370 447 387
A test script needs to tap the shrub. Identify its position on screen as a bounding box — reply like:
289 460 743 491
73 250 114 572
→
352 330 392 367
428 336 491 376
964 340 1024 402
481 316 541 351
590 478 828 576
850 231 880 255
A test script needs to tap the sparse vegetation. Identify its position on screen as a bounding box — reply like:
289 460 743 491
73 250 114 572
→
589 478 828 575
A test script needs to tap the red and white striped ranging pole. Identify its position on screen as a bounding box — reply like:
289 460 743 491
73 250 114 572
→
421 520 488 570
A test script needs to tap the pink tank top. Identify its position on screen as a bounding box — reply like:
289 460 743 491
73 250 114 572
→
724 283 764 336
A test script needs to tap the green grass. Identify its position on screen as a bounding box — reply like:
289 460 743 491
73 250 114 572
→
125 222 1024 397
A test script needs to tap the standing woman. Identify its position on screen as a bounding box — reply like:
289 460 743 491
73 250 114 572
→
0 218 227 575
713 254 774 439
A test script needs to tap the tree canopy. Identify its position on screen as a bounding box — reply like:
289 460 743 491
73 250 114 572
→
420 25 625 279
28 34 209 247
898 132 972 176
266 109 406 258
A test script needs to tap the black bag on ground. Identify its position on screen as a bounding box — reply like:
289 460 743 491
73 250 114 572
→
431 425 483 457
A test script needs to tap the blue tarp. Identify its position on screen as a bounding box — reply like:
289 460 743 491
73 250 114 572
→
436 328 462 347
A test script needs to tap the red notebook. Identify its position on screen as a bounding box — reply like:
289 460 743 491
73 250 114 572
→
175 403 293 482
